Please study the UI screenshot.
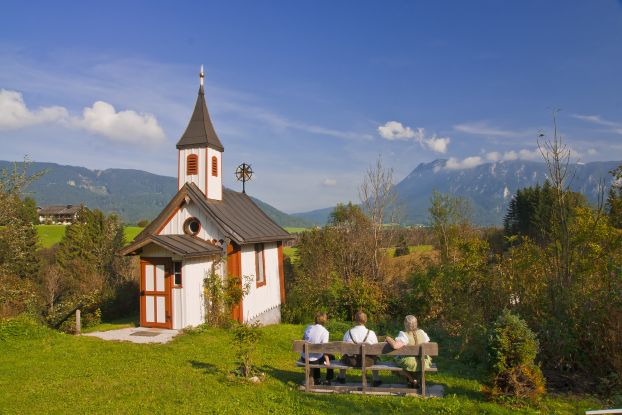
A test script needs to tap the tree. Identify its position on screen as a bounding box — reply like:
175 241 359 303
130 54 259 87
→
428 191 472 263
606 164 622 228
359 155 399 283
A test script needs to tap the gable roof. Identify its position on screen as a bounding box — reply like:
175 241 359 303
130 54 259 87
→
176 85 224 152
119 234 222 258
128 183 293 252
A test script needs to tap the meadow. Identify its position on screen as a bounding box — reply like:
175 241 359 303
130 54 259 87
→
0 317 600 415
35 224 144 248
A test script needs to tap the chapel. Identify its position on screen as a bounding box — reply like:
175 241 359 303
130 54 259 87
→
120 68 292 329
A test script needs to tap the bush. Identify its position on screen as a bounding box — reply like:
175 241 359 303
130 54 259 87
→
232 322 262 378
486 310 545 403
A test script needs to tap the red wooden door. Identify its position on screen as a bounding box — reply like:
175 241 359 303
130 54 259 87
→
227 244 243 323
140 258 173 329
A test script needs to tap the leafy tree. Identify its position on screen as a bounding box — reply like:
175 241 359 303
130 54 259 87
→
428 191 473 263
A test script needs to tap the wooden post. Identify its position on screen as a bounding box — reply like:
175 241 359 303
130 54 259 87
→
361 343 367 394
420 344 426 397
75 309 81 335
304 342 310 392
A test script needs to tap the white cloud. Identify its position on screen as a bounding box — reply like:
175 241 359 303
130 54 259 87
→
378 121 450 153
0 89 165 144
445 148 547 170
445 156 484 170
72 101 166 144
378 121 417 140
453 121 526 138
0 89 68 129
322 178 337 187
426 135 451 153
573 114 622 135
587 148 598 155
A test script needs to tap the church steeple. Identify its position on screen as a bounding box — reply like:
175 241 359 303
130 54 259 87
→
176 66 224 152
177 67 223 201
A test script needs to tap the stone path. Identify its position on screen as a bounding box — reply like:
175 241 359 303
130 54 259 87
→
83 327 179 344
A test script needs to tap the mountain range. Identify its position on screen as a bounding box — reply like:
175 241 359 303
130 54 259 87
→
292 159 621 226
0 160 312 227
3 159 620 227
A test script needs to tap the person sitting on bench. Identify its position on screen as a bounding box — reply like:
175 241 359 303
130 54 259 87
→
301 311 333 385
337 310 382 387
386 315 432 388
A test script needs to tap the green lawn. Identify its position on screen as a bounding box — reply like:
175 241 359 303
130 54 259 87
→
0 317 601 414
35 224 67 248
284 227 308 233
33 225 144 248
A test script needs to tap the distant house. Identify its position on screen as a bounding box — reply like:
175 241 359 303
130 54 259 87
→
37 205 81 224
120 68 293 329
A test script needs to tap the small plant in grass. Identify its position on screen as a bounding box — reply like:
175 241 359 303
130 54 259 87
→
232 321 263 380
485 309 545 404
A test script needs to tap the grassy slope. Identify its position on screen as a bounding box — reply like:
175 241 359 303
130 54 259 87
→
34 225 144 248
0 319 599 415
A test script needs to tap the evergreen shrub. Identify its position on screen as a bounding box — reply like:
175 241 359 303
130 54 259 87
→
486 309 545 403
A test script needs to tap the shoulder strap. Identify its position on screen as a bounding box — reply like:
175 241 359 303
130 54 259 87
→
348 329 358 344
363 329 370 343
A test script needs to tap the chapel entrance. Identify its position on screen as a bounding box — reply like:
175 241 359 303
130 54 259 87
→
140 258 173 329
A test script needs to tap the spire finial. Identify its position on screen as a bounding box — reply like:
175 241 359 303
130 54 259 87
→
199 65 204 87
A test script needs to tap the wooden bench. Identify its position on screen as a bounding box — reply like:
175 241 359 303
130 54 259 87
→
293 340 439 396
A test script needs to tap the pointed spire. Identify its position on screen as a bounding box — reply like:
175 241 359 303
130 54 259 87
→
176 67 224 151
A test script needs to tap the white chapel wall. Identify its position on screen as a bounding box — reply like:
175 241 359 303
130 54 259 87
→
206 148 222 201
181 256 217 327
241 242 281 323
159 201 222 241
178 148 207 193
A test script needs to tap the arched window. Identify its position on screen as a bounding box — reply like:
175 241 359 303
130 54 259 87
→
186 154 198 175
211 156 218 177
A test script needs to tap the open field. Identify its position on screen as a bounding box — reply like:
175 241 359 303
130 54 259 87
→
0 317 602 414
33 225 144 248
284 227 308 233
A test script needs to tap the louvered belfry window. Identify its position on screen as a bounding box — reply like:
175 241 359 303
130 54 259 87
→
187 154 198 175
212 156 218 177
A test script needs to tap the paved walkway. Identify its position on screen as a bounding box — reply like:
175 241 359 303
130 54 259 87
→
83 327 179 344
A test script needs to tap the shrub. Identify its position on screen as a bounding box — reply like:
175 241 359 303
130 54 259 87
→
232 322 262 378
486 310 545 403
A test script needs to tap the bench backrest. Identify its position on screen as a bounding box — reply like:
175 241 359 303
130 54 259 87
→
293 340 439 357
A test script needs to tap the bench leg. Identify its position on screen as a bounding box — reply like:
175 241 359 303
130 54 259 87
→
421 370 426 397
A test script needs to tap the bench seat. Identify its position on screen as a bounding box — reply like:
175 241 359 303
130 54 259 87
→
293 340 440 397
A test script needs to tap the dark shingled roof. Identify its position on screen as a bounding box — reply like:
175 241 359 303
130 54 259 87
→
119 234 222 258
124 183 293 256
176 85 224 152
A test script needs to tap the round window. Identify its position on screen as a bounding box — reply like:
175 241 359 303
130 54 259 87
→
183 217 201 236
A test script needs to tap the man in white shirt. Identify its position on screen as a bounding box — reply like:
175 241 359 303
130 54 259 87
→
301 312 333 385
338 310 382 386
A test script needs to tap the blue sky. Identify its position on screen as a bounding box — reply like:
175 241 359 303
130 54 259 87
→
1 1 622 212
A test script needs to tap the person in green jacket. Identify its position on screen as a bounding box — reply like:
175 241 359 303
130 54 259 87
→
385 315 432 388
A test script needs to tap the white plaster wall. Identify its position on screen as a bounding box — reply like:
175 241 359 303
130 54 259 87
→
181 256 216 327
178 148 207 194
241 242 282 322
141 245 182 260
159 200 222 242
207 148 222 201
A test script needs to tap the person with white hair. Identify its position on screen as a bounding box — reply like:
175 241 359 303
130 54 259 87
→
385 315 432 387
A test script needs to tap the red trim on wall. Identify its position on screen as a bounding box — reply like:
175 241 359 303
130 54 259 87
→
227 243 243 323
140 257 173 329
255 243 266 288
277 242 286 304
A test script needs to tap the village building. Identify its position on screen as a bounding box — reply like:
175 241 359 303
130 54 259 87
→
37 204 81 224
120 68 292 329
